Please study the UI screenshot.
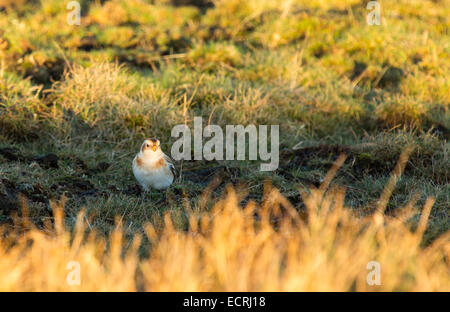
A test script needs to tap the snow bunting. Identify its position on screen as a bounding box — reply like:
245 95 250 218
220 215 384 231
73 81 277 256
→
132 138 175 191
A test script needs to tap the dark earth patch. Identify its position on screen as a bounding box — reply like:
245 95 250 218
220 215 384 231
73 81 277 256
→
22 58 66 85
378 65 404 89
34 153 59 169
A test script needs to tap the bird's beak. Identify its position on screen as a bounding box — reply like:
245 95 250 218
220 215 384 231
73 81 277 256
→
152 145 158 152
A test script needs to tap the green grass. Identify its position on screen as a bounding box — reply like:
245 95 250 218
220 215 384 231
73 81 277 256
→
0 0 448 244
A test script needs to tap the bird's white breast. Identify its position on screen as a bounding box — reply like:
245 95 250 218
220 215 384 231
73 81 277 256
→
133 154 174 190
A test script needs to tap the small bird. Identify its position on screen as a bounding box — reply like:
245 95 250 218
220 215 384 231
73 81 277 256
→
132 138 175 191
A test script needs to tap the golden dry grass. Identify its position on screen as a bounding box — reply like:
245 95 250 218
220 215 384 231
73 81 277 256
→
1 152 448 291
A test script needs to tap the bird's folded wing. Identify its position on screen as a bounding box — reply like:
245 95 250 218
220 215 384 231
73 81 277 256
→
164 154 177 176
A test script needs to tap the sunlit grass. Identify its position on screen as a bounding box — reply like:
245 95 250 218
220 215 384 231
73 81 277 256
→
0 0 449 291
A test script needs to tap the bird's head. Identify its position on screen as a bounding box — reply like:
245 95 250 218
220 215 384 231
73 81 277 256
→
141 138 161 154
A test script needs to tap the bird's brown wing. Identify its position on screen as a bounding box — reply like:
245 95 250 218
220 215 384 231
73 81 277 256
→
164 154 177 177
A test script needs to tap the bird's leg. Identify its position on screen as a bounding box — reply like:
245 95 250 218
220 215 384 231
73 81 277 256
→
139 185 150 203
148 189 157 202
139 189 146 204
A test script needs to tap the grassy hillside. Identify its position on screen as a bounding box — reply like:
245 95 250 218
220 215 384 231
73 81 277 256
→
0 0 448 291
